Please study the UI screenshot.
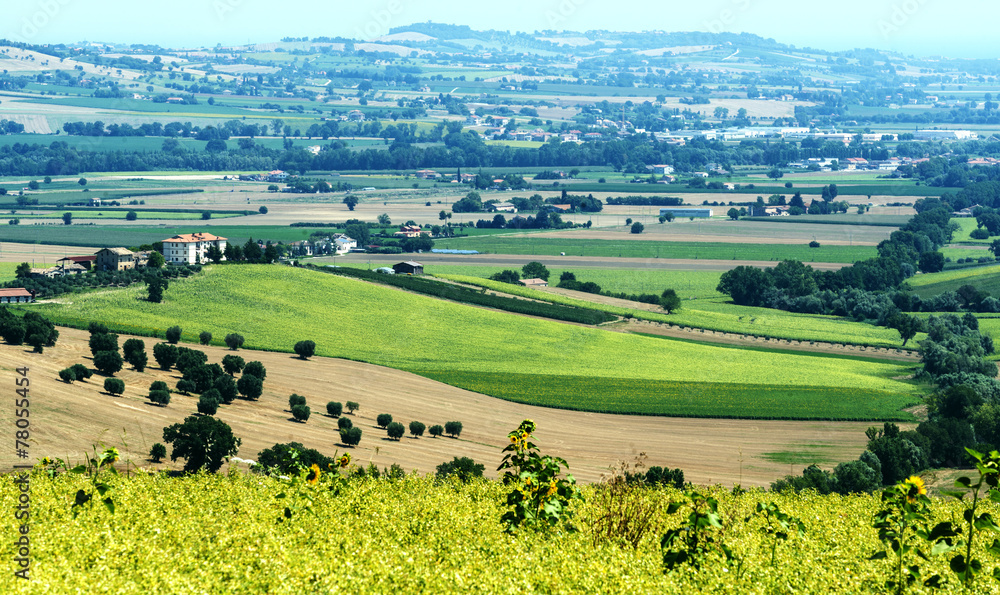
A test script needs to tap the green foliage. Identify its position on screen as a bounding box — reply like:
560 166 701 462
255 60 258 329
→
222 354 245 375
346 401 359 414
176 379 196 395
243 361 266 381
409 421 425 437
237 373 263 401
750 502 805 568
162 415 241 473
326 401 342 417
436 457 485 482
661 490 735 571
93 351 124 376
941 448 1000 588
148 390 171 407
338 417 353 430
489 269 521 284
225 333 245 350
89 332 119 357
70 363 92 380
291 404 311 422
294 340 316 359
289 394 306 408
213 374 238 404
59 367 76 383
429 424 444 437
445 421 463 438
660 289 681 314
199 331 212 345
165 326 182 344
63 446 120 519
197 393 220 416
149 443 166 463
103 377 124 396
521 261 550 281
386 422 405 440
377 413 393 429
152 342 178 370
498 420 582 533
630 222 644 234
339 426 362 446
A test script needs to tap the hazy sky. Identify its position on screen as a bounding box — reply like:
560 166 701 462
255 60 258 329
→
2 0 993 58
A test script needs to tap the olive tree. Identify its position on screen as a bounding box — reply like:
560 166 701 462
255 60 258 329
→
444 421 463 438
326 401 342 417
104 378 125 396
165 326 182 344
224 333 245 350
386 422 405 440
409 421 426 438
162 415 241 472
294 340 316 360
376 413 393 429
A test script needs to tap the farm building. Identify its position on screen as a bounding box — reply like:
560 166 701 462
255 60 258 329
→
0 288 33 303
393 225 424 239
56 255 95 271
95 247 136 271
392 261 423 275
659 208 713 218
521 278 548 287
162 233 228 265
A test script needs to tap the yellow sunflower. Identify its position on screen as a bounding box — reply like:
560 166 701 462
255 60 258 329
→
902 475 926 502
306 464 321 484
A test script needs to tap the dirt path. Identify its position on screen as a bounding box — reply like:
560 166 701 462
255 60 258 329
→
0 326 890 487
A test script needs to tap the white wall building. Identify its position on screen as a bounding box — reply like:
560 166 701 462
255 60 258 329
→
162 233 228 265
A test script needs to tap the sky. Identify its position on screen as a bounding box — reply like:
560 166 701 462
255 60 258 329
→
1 0 994 58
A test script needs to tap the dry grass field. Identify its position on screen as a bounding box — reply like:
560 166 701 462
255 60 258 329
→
0 326 883 487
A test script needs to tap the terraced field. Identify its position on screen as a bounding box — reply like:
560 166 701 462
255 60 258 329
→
34 265 921 420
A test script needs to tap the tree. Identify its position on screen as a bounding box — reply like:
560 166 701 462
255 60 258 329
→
444 421 463 438
489 269 520 284
387 422 405 440
767 169 784 179
149 443 167 463
717 266 774 306
338 417 353 430
326 401 343 417
630 221 644 234
243 361 266 381
340 426 362 446
888 313 923 347
148 390 171 407
291 404 311 422
153 342 179 370
378 213 391 226
93 351 123 376
78 178 87 186
409 421 426 437
377 413 393 429
225 333 245 350
122 338 144 360
126 211 138 221
165 326 182 344
343 195 359 211
59 367 76 383
918 251 945 274
199 331 212 346
237 373 263 401
294 340 316 360
89 332 119 357
162 415 241 473
62 212 72 225
15 262 30 279
436 457 484 482
521 261 550 281
205 140 226 153
147 276 169 302
198 393 220 416
222 354 245 375
660 289 682 314
429 424 444 437
727 208 740 220
125 348 147 372
104 378 125 396
147 251 165 269
70 364 92 381
213 374 238 404
346 401 359 414
176 379 197 395
289 394 307 408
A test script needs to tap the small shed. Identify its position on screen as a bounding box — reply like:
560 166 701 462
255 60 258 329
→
393 261 423 275
521 278 549 288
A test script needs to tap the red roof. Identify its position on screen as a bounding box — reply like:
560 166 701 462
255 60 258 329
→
57 255 96 263
163 233 227 243
0 288 32 298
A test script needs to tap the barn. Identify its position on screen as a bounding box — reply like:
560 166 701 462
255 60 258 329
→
392 261 424 275
0 288 33 304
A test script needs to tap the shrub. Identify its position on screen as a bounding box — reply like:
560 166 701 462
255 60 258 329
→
222 354 245 376
213 375 238 404
93 351 124 376
340 426 362 446
291 404 311 422
256 442 334 475
294 340 316 359
150 443 166 463
346 401 359 414
104 378 124 396
224 333 245 350
197 394 220 416
165 326 182 344
445 421 463 438
237 374 263 400
645 466 685 488
70 363 92 380
377 413 393 428
387 422 405 440
59 367 76 383
436 457 484 482
243 361 266 381
971 227 991 240
409 421 426 437
338 417 353 430
150 381 169 393
809 240 821 248
152 343 179 370
429 424 444 437
176 379 197 395
148 390 171 407
199 331 212 345
326 401 342 417
630 222 644 234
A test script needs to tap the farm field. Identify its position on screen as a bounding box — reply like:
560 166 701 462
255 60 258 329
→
3 472 992 593
431 236 878 263
33 265 921 420
0 225 331 248
906 264 1000 298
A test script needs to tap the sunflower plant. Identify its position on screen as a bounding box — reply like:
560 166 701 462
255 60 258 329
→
661 489 736 572
941 448 1000 587
67 446 121 518
275 449 352 523
749 501 805 568
497 419 582 533
870 475 957 594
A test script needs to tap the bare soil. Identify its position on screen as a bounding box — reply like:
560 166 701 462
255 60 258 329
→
0 326 888 487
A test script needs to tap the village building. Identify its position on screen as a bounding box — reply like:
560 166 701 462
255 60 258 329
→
392 261 424 275
0 288 33 304
95 247 136 271
161 233 228 265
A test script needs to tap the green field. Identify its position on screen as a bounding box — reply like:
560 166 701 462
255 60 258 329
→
33 265 919 420
0 225 330 247
12 210 242 221
907 263 1000 298
431 237 877 263
1 472 989 593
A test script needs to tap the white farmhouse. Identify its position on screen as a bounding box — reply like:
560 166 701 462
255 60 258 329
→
161 233 228 265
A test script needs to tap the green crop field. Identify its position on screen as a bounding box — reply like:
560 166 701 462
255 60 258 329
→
1 472 991 593
34 265 919 420
431 237 877 263
950 218 987 243
0 225 329 248
440 274 917 349
906 264 1000 298
12 210 241 221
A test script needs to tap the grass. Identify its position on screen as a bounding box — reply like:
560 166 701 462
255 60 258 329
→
431 237 877 263
11 210 241 221
906 264 1000 298
34 265 919 420
0 225 332 248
